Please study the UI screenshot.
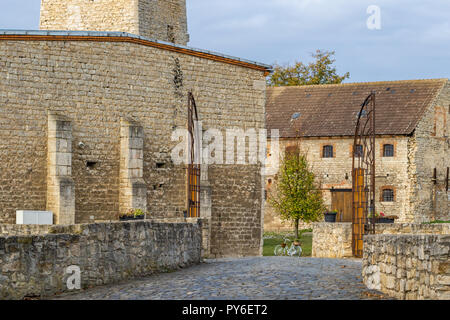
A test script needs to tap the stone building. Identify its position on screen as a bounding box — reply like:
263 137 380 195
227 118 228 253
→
265 79 450 231
40 0 190 45
0 0 271 257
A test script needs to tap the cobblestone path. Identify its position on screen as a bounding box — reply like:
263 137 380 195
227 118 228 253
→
53 257 389 300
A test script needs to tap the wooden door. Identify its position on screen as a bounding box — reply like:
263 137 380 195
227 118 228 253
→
331 189 353 222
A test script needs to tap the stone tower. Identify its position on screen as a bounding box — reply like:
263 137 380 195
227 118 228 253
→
40 0 189 45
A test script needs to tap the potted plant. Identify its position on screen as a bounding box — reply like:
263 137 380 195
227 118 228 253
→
133 209 145 220
119 209 146 221
377 213 397 224
324 210 338 223
367 212 396 224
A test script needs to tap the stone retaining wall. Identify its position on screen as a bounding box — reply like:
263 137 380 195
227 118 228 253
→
149 217 211 258
0 224 51 236
0 220 202 299
312 223 353 258
363 234 450 300
376 223 450 235
312 222 450 258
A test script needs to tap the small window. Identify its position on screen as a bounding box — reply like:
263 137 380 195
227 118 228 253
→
323 145 334 158
354 145 363 157
382 189 395 202
383 144 394 157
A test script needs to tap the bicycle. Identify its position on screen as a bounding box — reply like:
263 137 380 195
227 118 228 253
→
274 238 302 257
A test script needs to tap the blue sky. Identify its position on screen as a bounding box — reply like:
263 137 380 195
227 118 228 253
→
0 0 449 82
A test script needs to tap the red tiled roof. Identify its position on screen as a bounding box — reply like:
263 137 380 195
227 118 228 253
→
266 79 447 138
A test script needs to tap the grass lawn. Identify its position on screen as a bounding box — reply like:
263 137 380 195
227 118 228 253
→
263 230 313 257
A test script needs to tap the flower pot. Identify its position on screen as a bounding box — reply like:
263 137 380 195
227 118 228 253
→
281 243 287 248
119 216 145 221
376 217 395 224
324 212 337 223
293 242 301 247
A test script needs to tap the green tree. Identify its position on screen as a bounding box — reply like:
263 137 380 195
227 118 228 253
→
268 148 325 239
267 50 350 87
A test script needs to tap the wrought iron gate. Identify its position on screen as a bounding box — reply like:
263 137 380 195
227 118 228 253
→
352 92 376 258
187 92 200 218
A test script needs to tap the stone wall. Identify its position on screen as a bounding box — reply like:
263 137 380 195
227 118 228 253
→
139 0 189 44
149 217 211 258
40 0 139 35
0 225 51 236
40 0 189 45
265 136 412 232
0 36 267 258
312 223 352 258
0 220 202 299
409 81 450 222
363 234 450 300
312 222 450 259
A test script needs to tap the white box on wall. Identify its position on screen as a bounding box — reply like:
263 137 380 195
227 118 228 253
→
16 211 53 225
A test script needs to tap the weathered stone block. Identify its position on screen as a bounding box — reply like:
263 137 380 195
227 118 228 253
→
363 234 450 300
0 220 202 299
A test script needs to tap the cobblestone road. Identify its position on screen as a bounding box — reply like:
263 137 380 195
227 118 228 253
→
53 257 389 300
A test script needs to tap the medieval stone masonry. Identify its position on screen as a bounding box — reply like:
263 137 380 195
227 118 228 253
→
40 0 189 45
0 220 203 299
363 233 450 300
0 0 271 258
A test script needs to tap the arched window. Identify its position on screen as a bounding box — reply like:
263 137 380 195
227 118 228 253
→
382 188 395 202
322 145 334 158
383 144 394 157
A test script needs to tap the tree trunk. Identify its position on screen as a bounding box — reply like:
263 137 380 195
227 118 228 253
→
294 219 299 239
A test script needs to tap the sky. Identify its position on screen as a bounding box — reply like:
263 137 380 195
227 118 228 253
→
0 0 449 83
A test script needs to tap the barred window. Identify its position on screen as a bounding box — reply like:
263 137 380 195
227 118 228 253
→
323 145 334 158
383 144 394 157
354 144 363 157
382 189 395 202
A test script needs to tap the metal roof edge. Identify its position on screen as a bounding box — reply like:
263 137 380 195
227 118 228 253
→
0 29 273 71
